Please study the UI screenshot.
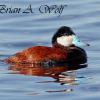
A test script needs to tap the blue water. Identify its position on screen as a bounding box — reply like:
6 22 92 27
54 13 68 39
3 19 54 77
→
0 0 100 100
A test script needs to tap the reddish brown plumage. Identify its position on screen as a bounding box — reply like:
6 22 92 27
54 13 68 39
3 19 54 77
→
4 26 87 64
5 45 69 64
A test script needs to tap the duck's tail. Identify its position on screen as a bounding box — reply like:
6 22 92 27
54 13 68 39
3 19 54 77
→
1 57 12 63
0 59 6 63
0 57 12 63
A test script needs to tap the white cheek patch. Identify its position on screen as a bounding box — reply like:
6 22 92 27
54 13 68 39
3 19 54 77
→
57 36 73 46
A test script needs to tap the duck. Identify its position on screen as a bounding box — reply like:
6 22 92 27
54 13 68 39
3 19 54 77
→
5 26 89 65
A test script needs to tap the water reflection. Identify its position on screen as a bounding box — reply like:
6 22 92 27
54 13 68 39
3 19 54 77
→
8 62 87 85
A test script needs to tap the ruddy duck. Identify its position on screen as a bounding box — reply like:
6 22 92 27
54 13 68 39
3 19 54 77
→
5 26 89 64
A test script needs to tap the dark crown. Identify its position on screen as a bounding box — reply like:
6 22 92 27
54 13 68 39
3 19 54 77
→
52 26 75 45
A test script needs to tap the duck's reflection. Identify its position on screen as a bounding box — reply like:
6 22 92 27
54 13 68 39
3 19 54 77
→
8 62 87 85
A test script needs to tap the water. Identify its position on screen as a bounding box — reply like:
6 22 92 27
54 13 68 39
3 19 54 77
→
0 0 100 100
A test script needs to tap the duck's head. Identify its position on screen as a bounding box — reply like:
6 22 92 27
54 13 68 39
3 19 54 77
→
52 26 89 48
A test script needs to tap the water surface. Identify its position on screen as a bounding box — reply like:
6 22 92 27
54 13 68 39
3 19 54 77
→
0 0 100 100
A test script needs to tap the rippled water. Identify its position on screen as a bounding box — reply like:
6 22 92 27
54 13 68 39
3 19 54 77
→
0 0 100 100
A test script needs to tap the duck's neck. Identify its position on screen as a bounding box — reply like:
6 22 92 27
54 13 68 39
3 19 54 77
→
52 43 76 49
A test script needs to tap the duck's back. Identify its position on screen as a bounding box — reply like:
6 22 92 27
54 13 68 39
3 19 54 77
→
5 46 68 64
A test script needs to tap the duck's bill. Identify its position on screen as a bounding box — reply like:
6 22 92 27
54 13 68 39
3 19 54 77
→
72 35 90 48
